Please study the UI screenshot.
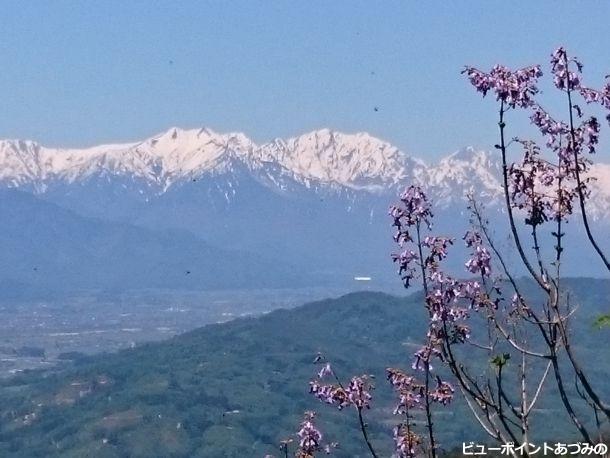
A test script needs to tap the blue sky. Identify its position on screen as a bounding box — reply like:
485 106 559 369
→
1 1 609 159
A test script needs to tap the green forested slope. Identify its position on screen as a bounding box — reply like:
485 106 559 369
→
0 281 608 457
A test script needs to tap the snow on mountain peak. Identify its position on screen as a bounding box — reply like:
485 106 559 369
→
257 129 424 190
0 128 609 218
132 127 254 181
425 146 503 204
0 128 427 192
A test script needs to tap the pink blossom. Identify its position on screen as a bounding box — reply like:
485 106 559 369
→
310 374 373 410
296 411 323 456
423 236 454 263
345 376 373 409
391 250 419 288
463 64 542 108
550 47 581 91
465 245 492 277
309 381 350 409
429 377 455 405
393 424 422 458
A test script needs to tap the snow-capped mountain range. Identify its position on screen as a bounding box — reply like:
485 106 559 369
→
1 127 609 217
0 128 422 192
0 127 608 293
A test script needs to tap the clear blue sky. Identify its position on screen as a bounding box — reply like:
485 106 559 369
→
1 1 609 159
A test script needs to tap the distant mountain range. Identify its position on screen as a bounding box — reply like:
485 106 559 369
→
1 127 609 213
0 127 609 293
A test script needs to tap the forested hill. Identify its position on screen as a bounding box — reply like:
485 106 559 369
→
0 281 608 457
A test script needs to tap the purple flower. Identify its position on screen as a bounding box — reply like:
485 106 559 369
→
454 279 482 298
345 376 373 409
550 47 581 91
391 250 419 288
452 324 471 343
387 368 417 388
429 377 455 405
412 340 443 371
582 117 600 154
506 139 585 224
387 368 424 414
296 411 323 456
463 64 542 108
393 424 422 458
422 236 454 263
529 105 568 148
309 381 350 409
579 82 610 126
465 245 492 277
463 231 492 276
391 186 433 230
310 373 373 410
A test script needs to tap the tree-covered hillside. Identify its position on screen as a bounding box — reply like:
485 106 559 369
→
0 282 608 457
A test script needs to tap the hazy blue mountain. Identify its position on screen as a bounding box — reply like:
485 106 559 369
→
0 190 319 295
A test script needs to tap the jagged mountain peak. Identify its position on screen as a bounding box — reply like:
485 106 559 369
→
257 128 423 190
0 127 425 192
423 146 503 205
130 127 254 179
444 146 494 163
0 128 608 217
138 126 253 155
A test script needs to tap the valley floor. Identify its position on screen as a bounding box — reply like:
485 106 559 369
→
0 287 350 377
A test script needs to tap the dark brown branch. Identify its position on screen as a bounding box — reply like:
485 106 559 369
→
497 101 551 293
550 352 592 442
357 407 379 458
563 57 610 271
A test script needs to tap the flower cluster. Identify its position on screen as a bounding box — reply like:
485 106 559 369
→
580 82 610 126
390 185 435 287
463 230 492 277
391 185 433 231
582 116 601 153
580 82 610 107
310 367 373 411
345 376 373 409
393 424 422 458
529 105 569 149
508 139 584 223
462 64 542 108
429 377 455 405
423 236 454 264
391 188 506 354
387 368 454 456
296 411 323 458
387 368 423 414
391 249 419 288
412 332 445 371
426 286 470 324
464 47 606 229
550 47 582 91
309 380 350 409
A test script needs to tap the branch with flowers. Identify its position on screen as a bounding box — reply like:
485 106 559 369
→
270 48 609 458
